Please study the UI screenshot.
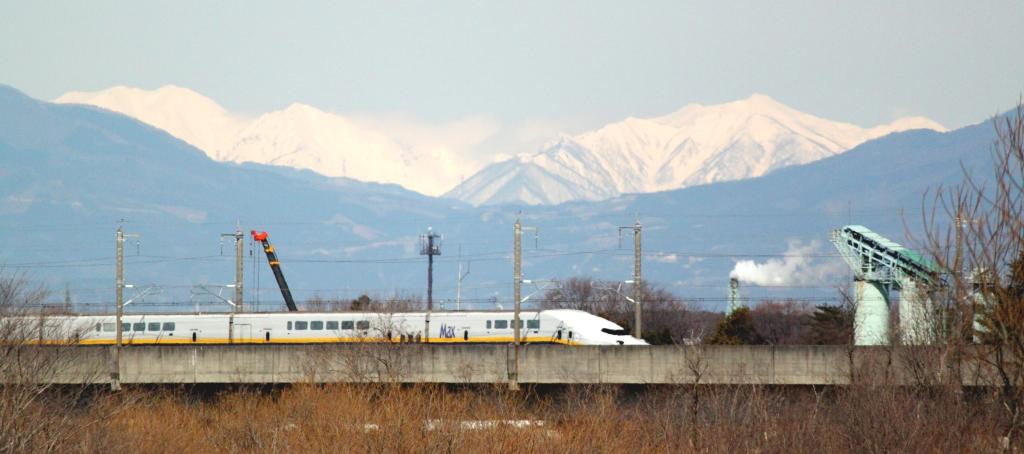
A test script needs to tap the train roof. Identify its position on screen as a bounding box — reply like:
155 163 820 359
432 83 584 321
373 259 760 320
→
8 309 597 318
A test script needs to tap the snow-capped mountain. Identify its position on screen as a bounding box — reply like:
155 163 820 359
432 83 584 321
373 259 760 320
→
56 85 247 155
446 94 946 205
54 86 473 196
2 82 998 306
223 103 419 185
56 88 945 205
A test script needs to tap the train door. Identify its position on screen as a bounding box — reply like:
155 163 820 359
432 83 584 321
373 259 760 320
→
232 324 252 343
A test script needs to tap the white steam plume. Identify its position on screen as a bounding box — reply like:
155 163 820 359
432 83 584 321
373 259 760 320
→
729 240 832 286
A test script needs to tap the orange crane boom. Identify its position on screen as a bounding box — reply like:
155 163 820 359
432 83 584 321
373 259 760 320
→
251 230 299 312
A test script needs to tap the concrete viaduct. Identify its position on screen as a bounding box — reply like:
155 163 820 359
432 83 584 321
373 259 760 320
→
33 344 999 387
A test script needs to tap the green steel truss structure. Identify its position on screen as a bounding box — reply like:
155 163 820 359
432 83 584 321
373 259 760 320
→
831 225 940 345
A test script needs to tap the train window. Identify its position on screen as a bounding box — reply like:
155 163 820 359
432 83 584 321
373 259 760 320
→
122 323 131 332
265 332 270 342
463 330 468 341
494 320 508 329
486 320 492 329
192 332 197 342
568 331 573 339
556 330 562 340
356 321 370 330
163 322 175 331
95 323 101 332
341 321 354 330
148 322 161 332
295 321 308 330
287 321 293 330
311 321 323 330
101 323 115 332
133 322 145 332
326 321 338 330
527 320 540 330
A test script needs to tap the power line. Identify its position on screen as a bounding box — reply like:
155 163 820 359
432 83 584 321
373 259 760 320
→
0 205 935 232
1 247 844 269
18 296 843 309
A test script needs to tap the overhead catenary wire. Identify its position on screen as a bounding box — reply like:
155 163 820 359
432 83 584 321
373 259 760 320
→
1 248 844 269
37 280 847 296
0 206 932 233
19 296 843 311
4 214 857 312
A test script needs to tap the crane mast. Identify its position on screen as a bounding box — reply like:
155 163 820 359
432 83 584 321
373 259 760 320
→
251 230 298 312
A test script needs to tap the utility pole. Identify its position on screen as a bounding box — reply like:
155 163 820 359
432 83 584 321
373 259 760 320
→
512 219 521 390
512 216 537 390
619 219 642 339
249 234 262 312
955 213 976 276
956 211 981 341
420 228 441 342
112 223 139 391
221 226 244 312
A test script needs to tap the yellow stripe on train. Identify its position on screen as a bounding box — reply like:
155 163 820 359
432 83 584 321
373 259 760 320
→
61 336 579 346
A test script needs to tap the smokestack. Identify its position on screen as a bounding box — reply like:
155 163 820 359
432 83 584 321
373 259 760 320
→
728 278 740 314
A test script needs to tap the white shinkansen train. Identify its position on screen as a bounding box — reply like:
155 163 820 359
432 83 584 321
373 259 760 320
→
15 309 647 346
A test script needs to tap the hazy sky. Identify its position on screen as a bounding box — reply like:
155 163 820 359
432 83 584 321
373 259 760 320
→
2 1 1022 133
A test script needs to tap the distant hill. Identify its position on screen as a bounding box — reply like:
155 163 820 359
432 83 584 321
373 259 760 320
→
1 84 468 309
1 84 997 312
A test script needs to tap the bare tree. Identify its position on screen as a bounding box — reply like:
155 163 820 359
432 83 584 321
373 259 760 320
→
303 311 422 383
541 277 614 314
919 102 1024 447
304 293 350 312
0 269 117 453
749 299 813 345
541 276 692 344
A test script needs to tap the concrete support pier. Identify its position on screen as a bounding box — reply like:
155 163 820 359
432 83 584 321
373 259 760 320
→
855 280 890 345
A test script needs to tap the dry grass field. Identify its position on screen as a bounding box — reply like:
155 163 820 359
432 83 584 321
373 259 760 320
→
0 382 1007 453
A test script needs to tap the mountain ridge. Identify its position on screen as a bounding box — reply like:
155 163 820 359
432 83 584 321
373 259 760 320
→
0 83 999 309
55 87 944 204
447 94 945 205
